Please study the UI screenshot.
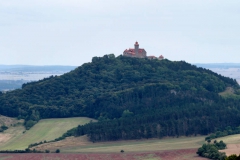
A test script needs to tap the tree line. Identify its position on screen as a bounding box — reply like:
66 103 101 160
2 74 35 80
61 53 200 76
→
0 54 239 139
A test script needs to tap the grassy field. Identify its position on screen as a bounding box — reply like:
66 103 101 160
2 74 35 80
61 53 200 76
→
0 116 207 160
214 134 240 144
65 136 205 153
0 117 95 150
42 136 206 153
219 87 240 99
213 134 240 156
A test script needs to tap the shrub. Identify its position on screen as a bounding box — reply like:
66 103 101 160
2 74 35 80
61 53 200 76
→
225 154 240 160
25 120 37 130
197 142 227 160
1 125 8 130
56 149 60 153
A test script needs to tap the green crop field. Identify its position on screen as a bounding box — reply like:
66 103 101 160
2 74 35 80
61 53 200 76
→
214 134 240 144
61 136 206 153
0 117 95 150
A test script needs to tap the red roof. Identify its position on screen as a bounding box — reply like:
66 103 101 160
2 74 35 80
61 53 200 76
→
159 55 164 58
123 42 147 55
124 48 146 54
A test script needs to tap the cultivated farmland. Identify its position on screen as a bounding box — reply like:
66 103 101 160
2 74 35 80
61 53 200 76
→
215 134 240 156
0 116 207 159
0 149 206 160
31 135 205 153
63 136 205 153
0 117 95 150
0 116 25 147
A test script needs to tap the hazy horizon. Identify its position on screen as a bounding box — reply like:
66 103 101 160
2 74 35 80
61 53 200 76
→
1 61 240 67
1 0 240 65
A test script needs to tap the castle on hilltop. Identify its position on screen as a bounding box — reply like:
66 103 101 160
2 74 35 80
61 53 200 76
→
123 42 164 60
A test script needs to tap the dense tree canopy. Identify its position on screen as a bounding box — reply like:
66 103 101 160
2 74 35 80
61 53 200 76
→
0 54 239 139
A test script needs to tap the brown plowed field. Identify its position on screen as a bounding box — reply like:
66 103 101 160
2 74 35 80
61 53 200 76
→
220 144 240 156
0 149 206 160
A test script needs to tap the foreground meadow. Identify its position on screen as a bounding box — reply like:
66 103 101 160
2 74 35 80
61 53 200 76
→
29 135 206 160
0 149 206 160
0 117 95 150
0 116 207 159
60 136 205 153
215 134 240 156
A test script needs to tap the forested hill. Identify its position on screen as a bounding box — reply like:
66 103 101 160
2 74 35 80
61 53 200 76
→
0 54 240 139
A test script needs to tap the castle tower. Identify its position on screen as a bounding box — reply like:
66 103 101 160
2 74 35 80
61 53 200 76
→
123 41 147 58
134 41 139 56
159 55 164 60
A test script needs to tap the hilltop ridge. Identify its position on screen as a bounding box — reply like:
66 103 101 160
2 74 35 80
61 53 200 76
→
0 54 239 140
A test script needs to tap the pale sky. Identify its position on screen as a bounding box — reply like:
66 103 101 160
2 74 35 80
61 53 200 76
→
0 0 240 65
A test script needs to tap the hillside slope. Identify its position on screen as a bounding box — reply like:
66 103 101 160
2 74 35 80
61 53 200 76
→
0 117 94 150
30 135 205 153
0 55 240 140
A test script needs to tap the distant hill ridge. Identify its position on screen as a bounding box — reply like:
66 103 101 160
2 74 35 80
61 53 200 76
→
195 63 240 69
0 54 240 140
0 65 76 72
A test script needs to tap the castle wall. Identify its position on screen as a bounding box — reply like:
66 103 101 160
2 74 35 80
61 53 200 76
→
123 42 148 58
